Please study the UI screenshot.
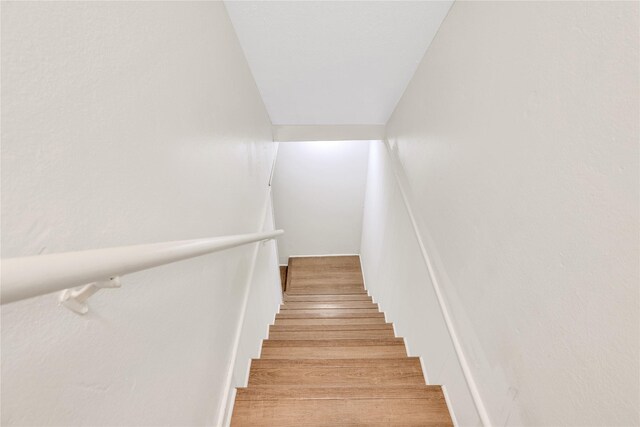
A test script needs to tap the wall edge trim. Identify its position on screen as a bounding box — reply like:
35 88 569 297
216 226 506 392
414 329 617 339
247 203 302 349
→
382 139 492 426
217 187 275 427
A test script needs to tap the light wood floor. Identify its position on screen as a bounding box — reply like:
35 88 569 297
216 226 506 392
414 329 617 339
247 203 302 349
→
231 255 453 426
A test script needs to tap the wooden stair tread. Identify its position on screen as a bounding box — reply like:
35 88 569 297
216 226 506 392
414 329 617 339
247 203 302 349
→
248 359 425 386
289 280 364 286
284 294 372 302
269 323 394 332
285 256 365 294
281 302 378 309
231 398 453 426
262 338 404 347
285 289 368 295
276 310 384 319
235 385 444 400
249 368 425 386
287 255 361 267
269 329 395 340
260 345 406 359
250 357 422 368
231 255 452 426
274 316 387 326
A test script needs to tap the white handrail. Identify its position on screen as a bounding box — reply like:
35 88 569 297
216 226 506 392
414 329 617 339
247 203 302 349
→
1 230 283 306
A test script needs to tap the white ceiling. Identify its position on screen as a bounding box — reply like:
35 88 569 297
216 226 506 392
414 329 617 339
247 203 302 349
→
224 1 453 125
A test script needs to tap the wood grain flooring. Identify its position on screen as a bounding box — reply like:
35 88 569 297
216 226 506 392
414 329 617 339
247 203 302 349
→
231 255 453 426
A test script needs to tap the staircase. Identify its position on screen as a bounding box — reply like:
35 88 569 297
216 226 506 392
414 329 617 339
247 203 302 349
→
231 255 454 426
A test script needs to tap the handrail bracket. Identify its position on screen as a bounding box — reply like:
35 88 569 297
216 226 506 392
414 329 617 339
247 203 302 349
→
59 277 121 315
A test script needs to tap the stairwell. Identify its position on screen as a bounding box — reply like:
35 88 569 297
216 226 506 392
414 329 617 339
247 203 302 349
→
231 255 454 426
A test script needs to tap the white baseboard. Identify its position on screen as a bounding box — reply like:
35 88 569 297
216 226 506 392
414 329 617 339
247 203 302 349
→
358 254 367 292
383 140 490 426
441 385 460 427
216 238 262 427
287 253 360 258
216 189 274 427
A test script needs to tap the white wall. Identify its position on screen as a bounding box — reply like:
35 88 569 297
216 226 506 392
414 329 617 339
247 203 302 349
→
365 2 639 426
1 2 277 426
272 141 370 264
221 190 282 426
361 141 480 426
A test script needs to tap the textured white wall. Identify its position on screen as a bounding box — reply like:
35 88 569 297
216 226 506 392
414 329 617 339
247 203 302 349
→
1 2 276 426
375 2 639 426
272 141 370 264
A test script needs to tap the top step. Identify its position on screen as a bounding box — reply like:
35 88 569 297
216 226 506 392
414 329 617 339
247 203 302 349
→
286 256 366 294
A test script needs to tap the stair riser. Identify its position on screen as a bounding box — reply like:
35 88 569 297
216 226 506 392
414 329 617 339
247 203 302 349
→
260 346 407 359
281 302 378 310
250 357 422 368
269 324 394 332
285 289 367 295
235 386 442 400
248 367 425 386
283 295 372 302
269 330 395 340
262 338 404 347
274 318 387 326
276 311 384 319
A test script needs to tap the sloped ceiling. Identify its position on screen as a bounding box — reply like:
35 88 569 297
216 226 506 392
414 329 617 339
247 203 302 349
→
225 1 453 125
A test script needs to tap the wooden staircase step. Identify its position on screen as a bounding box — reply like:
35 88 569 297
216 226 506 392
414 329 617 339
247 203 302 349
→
248 358 425 386
283 294 372 302
235 385 444 400
281 301 378 310
250 357 422 369
291 273 363 281
269 323 394 332
231 255 452 426
274 317 387 326
285 288 368 295
287 255 361 267
231 397 453 426
260 343 406 359
262 338 404 347
269 329 395 340
276 310 383 319
285 256 366 294
291 266 362 274
289 279 364 287
290 273 362 281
